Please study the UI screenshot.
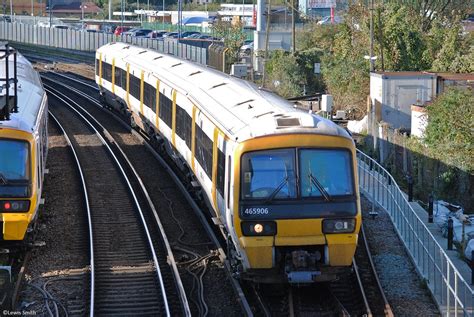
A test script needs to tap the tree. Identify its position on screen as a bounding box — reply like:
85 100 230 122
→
384 0 471 31
380 4 429 71
265 50 304 98
321 21 370 113
431 23 472 72
424 87 474 172
211 19 246 65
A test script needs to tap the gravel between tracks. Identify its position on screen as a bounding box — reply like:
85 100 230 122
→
361 195 440 316
17 120 89 316
94 117 242 316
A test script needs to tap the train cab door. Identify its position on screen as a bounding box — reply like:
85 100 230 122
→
213 130 227 220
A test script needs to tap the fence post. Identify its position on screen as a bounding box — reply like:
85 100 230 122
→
448 218 453 250
471 250 474 285
428 193 434 223
407 174 413 202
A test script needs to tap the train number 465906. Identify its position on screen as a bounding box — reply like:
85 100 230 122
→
243 207 269 215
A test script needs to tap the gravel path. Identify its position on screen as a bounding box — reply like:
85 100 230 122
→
17 120 89 315
361 195 440 316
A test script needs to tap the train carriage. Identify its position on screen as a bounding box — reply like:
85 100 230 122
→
0 46 48 242
96 42 361 283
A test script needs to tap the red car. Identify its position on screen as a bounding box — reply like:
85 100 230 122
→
114 26 132 35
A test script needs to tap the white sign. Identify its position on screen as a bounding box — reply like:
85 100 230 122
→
314 63 321 74
308 0 336 9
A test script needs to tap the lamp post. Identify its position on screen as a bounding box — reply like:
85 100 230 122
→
121 0 124 28
48 0 52 26
242 0 245 29
81 2 86 30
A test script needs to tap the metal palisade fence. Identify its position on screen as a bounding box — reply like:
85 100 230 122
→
0 21 207 65
357 149 473 316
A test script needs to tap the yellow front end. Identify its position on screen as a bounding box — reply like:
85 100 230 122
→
233 133 361 282
0 129 38 241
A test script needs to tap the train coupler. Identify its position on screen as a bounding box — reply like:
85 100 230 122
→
285 250 322 283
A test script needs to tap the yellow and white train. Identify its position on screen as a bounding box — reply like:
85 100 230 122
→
96 42 361 283
0 47 48 243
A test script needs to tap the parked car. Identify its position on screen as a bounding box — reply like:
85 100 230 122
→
181 31 201 38
114 26 132 35
0 15 11 23
162 32 179 38
121 27 142 36
102 24 116 34
52 25 69 30
239 40 254 56
132 29 153 37
149 30 168 39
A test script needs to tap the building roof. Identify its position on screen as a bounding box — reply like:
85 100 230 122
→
372 71 435 77
435 73 474 81
372 71 474 81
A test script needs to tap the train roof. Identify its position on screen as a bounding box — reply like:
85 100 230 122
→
97 42 351 142
0 51 45 133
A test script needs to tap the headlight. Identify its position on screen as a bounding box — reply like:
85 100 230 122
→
241 221 277 236
323 219 356 233
0 200 30 212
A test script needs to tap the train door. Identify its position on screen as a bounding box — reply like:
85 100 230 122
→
214 131 227 218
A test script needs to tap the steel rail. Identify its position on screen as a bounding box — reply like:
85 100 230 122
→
45 86 171 317
352 257 372 316
48 111 95 317
360 224 394 317
42 72 254 316
47 71 98 90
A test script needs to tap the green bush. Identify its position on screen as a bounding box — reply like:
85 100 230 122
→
424 87 474 173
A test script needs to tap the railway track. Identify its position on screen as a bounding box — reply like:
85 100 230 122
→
353 225 394 317
41 73 249 316
254 225 393 316
45 84 189 316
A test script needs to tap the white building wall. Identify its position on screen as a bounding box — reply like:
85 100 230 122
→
370 73 435 131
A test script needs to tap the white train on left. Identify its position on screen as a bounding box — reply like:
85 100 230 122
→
0 45 48 243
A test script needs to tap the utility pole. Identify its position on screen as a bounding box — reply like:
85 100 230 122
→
291 0 295 53
48 0 52 26
108 0 112 21
261 0 271 88
121 0 124 28
369 0 374 72
377 6 384 71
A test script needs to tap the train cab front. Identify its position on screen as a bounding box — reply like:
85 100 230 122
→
0 137 35 243
233 134 361 284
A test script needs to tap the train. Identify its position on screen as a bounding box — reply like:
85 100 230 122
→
0 46 48 243
96 42 361 283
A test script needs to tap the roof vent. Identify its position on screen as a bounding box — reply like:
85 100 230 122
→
276 117 300 127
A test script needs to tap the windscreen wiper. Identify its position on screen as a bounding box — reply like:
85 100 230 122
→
264 176 289 204
0 173 8 185
309 173 331 202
